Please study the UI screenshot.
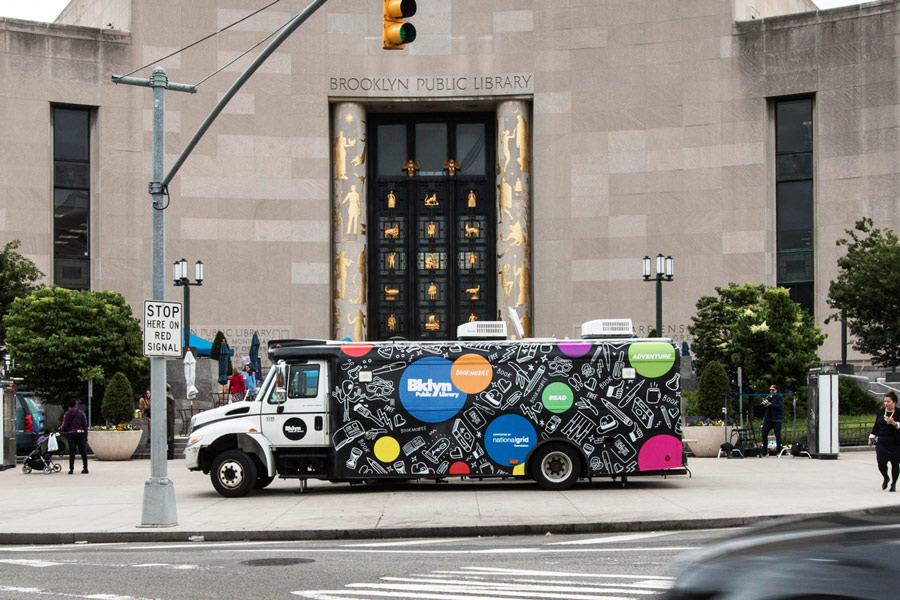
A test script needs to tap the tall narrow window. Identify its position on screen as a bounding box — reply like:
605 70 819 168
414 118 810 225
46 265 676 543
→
53 107 91 289
774 98 814 314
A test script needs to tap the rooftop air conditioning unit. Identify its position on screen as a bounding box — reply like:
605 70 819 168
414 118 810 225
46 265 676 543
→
581 318 634 340
457 321 508 341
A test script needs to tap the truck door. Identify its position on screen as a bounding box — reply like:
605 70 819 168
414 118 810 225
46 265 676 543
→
261 360 330 447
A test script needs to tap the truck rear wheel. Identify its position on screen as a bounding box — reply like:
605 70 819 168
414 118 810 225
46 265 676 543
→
531 443 580 491
211 450 257 497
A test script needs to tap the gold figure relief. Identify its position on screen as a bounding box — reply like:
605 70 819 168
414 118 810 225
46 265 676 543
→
387 251 397 269
467 189 477 207
424 192 438 207
427 281 437 300
351 128 367 167
500 219 528 248
333 129 357 181
403 159 419 177
387 313 397 332
425 253 438 269
467 251 478 268
387 190 396 208
334 251 353 300
500 263 514 306
514 177 524 194
339 184 361 235
355 246 366 305
384 285 399 301
516 113 530 172
443 158 460 176
384 224 399 239
426 221 436 238
521 310 532 337
464 222 480 238
465 284 481 300
514 260 530 308
498 176 513 223
468 312 478 322
347 309 366 342
334 307 344 336
500 129 514 172
425 314 440 331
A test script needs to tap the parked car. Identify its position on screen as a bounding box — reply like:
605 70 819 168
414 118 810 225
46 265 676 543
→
15 393 47 454
665 508 900 600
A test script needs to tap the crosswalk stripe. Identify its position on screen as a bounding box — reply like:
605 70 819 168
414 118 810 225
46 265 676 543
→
547 532 676 545
293 566 672 600
343 538 472 548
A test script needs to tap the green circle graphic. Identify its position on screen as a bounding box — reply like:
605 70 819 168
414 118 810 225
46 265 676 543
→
627 342 676 378
542 382 574 413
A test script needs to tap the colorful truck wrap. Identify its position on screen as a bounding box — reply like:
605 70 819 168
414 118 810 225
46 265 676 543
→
185 335 685 497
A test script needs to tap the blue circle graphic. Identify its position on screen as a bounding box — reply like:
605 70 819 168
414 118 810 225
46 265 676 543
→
398 357 467 423
485 414 537 467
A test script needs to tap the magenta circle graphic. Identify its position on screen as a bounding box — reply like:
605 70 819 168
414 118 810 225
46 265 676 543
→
558 341 591 358
637 435 683 471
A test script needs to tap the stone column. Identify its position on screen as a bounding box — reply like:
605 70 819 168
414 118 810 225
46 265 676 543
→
332 102 368 341
496 100 532 337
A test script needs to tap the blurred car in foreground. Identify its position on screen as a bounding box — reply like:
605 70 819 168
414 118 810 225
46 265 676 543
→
665 508 900 600
15 393 47 454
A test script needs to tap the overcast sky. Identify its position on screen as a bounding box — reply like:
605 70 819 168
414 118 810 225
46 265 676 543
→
0 0 874 23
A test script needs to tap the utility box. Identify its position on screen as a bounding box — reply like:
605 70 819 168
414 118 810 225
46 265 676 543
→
807 372 839 459
1 382 15 470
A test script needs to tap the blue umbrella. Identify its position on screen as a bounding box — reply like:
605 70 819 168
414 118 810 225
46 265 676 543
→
218 341 230 385
249 331 261 374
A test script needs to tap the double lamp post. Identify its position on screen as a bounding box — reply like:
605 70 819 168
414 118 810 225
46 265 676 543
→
173 258 203 356
642 253 674 337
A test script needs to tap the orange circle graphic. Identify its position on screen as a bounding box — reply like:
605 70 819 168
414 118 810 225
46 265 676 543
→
451 354 493 394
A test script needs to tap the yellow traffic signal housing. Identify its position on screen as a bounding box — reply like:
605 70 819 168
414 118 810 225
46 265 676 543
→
383 0 416 49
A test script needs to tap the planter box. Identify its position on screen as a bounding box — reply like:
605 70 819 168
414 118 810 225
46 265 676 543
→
87 429 143 461
683 425 732 458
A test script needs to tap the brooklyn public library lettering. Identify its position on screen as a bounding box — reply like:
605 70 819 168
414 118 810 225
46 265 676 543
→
329 73 534 97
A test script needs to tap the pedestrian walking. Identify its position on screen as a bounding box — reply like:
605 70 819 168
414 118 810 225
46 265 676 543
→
227 368 246 403
869 391 900 492
60 399 89 474
241 363 257 400
760 384 784 455
166 383 176 460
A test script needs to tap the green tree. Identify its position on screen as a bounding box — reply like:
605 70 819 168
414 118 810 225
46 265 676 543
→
697 360 731 418
827 218 900 370
102 371 135 425
3 287 149 408
0 240 43 347
210 330 226 360
689 282 825 396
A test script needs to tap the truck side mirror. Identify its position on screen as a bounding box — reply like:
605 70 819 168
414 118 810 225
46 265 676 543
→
274 362 287 404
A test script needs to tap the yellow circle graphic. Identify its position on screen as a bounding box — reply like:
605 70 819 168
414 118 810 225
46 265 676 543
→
373 436 400 463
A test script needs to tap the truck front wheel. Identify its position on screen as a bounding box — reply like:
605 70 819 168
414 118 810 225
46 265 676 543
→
211 450 258 497
531 443 580 491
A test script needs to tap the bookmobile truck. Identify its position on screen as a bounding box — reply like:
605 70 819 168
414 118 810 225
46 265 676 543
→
185 317 686 497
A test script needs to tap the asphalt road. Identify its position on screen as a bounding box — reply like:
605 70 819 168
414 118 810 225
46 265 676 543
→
0 529 736 599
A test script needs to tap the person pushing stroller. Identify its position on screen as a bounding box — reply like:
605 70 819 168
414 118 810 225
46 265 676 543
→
60 399 89 474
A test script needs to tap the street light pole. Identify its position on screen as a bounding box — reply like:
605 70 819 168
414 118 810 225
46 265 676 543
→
642 254 674 336
173 258 203 356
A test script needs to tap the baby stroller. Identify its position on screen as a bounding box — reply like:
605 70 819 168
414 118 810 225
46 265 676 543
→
22 432 62 474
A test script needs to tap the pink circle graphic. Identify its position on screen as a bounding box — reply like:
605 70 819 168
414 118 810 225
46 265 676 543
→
558 341 591 358
637 435 683 471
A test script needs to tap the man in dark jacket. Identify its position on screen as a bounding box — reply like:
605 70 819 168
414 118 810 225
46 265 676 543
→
60 399 89 474
761 384 784 455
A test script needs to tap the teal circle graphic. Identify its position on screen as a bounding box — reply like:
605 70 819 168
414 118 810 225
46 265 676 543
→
541 382 574 413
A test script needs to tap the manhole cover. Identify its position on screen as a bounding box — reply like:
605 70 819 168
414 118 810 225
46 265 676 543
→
241 558 315 567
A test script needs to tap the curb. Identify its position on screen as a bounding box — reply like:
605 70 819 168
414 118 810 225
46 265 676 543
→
0 514 787 546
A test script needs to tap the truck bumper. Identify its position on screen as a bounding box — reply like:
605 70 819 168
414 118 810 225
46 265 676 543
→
184 445 200 470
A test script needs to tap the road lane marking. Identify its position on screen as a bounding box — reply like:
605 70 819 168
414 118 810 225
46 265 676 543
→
547 532 676 545
343 538 472 547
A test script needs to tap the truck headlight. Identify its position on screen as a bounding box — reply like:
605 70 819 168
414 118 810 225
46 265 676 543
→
187 433 203 446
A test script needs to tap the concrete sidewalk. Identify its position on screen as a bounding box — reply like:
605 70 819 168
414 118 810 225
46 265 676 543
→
1 450 897 545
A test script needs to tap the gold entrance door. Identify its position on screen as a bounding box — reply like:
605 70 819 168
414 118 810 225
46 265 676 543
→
369 116 494 341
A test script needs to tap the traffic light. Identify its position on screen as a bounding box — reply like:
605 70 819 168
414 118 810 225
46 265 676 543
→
383 0 416 50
